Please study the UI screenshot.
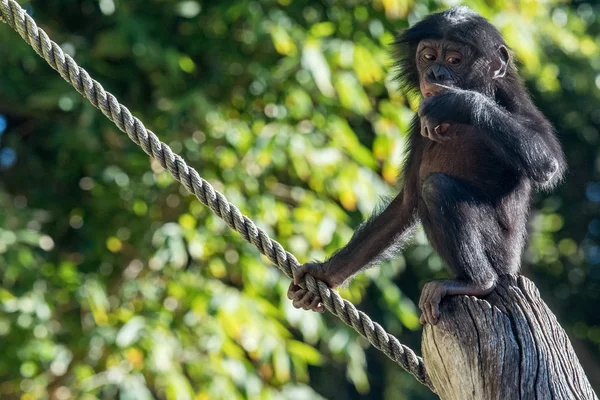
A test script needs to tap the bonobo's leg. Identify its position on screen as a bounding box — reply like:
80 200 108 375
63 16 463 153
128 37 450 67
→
419 173 502 325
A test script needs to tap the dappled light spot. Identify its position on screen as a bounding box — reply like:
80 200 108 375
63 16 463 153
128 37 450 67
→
176 1 201 18
106 236 123 253
39 235 54 251
0 148 16 168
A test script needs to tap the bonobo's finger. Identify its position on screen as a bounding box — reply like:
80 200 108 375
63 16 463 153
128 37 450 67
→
287 283 302 300
292 291 311 309
293 289 309 302
419 313 427 325
292 299 304 309
427 125 447 143
439 123 451 134
435 123 450 134
299 291 315 310
433 126 451 142
308 296 324 313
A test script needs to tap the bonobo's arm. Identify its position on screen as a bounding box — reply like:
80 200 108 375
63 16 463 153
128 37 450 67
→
419 89 566 190
287 137 422 312
314 189 419 284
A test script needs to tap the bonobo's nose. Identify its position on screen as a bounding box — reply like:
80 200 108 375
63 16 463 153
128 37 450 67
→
428 64 450 82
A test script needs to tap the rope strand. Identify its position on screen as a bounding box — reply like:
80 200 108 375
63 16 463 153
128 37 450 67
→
0 0 433 390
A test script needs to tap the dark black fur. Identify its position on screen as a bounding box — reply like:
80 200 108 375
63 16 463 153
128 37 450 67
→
288 6 566 322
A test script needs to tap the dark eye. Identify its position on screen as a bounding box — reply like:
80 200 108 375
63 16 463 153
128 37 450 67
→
447 57 461 65
423 53 436 61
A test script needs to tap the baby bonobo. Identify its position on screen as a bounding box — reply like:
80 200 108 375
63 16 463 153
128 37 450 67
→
287 6 565 325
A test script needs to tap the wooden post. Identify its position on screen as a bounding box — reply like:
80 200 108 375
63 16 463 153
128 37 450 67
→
421 275 598 399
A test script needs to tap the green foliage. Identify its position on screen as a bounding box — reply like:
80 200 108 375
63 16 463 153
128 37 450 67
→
0 0 599 399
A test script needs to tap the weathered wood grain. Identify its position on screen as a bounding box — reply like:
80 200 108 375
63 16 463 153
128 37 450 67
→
422 275 598 400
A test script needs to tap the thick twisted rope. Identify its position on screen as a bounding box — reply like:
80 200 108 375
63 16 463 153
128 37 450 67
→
0 0 433 390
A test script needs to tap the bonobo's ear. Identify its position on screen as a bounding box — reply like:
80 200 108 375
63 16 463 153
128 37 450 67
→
491 45 510 79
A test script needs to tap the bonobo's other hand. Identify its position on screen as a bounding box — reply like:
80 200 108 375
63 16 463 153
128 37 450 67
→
419 113 452 143
418 93 454 143
287 262 346 313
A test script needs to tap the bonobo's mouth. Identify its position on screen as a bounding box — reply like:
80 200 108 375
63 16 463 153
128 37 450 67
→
422 87 444 98
421 83 453 98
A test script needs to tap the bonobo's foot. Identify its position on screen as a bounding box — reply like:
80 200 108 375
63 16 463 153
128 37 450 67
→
418 279 496 325
286 262 346 313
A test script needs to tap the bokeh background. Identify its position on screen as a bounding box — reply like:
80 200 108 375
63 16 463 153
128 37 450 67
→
0 0 599 399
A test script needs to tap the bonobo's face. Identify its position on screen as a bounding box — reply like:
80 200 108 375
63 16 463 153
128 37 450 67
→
416 39 472 97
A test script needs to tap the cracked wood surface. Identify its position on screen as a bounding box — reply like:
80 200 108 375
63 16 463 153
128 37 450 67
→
422 275 598 400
